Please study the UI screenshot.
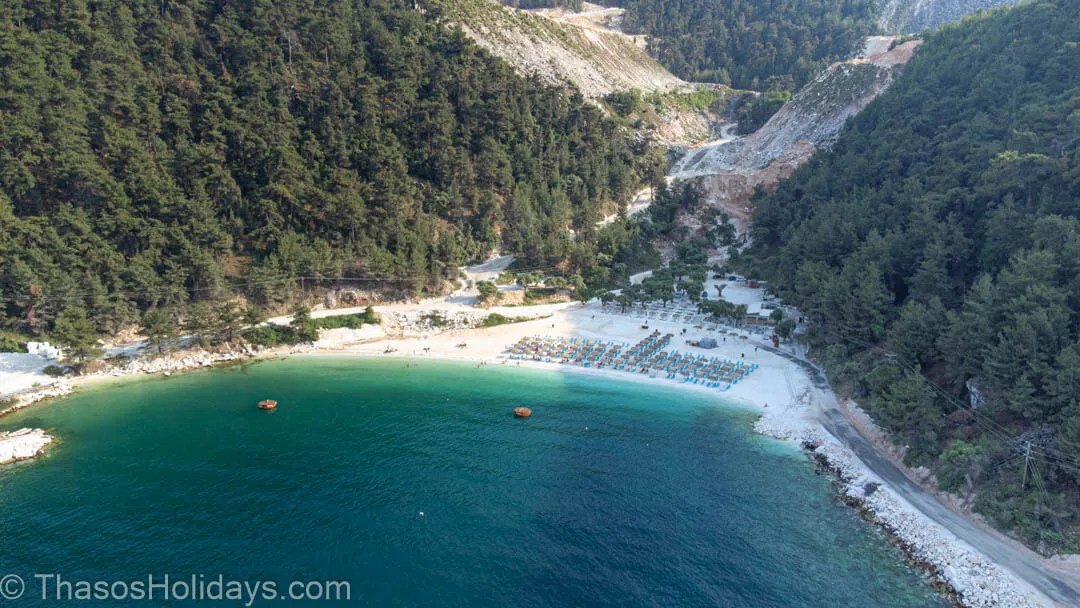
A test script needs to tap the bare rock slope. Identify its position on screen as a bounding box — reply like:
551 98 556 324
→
446 0 686 99
672 41 922 230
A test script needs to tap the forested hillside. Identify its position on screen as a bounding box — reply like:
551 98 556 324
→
618 0 879 91
749 0 1080 549
0 0 660 336
877 0 1021 33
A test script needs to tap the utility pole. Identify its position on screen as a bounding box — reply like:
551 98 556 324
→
1022 441 1032 489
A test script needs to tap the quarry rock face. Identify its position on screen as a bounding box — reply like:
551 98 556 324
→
449 0 684 99
672 42 921 229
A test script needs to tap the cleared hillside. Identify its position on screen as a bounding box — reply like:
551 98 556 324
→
443 0 686 98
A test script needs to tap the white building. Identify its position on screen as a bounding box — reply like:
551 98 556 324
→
26 342 63 361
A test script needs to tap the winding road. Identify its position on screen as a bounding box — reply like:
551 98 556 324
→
765 345 1080 607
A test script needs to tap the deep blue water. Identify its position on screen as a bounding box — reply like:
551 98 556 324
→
0 357 945 606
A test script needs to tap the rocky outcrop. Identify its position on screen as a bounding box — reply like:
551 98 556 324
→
86 349 251 378
448 2 737 147
1 383 73 416
0 428 53 464
672 41 920 179
878 0 1021 34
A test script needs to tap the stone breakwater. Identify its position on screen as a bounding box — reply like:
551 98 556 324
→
754 414 1039 608
0 428 54 464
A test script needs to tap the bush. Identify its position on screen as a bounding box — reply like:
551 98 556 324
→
424 312 449 328
735 89 791 134
604 89 641 117
311 312 374 330
242 324 302 347
476 281 501 304
936 440 983 493
479 313 527 328
43 365 66 377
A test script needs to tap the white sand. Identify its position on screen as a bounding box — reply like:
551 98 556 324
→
0 353 59 396
312 301 807 421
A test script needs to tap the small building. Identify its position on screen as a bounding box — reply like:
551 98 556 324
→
699 337 718 349
26 341 62 360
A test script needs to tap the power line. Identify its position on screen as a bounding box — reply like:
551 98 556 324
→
832 327 1019 445
0 274 427 304
0 260 604 311
830 325 1080 476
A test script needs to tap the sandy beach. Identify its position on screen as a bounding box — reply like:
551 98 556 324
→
0 289 1072 608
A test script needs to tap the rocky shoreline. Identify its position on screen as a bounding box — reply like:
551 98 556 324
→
0 428 54 465
1 346 309 466
0 346 288 418
1 383 73 418
755 414 1039 608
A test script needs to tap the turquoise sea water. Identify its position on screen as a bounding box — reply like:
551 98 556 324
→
0 357 945 607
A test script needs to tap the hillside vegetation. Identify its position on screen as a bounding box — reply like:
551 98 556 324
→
748 0 1080 550
877 0 1021 33
0 0 661 336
